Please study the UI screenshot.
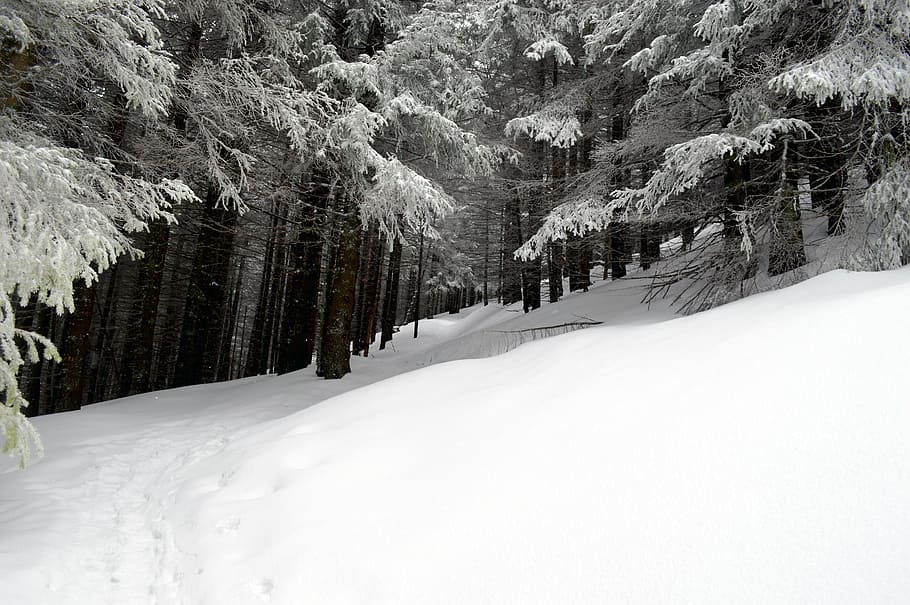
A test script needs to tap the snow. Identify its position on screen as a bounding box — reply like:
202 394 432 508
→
2 268 909 604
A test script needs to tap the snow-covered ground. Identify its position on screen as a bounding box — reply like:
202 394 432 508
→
1 268 908 604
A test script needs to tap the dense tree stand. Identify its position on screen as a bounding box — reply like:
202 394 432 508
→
173 187 238 387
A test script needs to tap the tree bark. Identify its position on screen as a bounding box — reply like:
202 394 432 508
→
245 202 280 376
360 234 384 356
125 220 169 394
379 236 402 350
501 197 524 305
58 282 96 412
412 231 425 338
276 177 328 373
769 143 807 276
608 225 628 279
319 197 361 379
173 184 237 386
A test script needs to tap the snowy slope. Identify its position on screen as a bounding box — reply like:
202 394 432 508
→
1 268 909 604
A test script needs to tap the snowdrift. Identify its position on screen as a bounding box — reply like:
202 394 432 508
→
170 268 910 604
1 268 908 605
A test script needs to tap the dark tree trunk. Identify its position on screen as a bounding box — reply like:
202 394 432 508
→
360 233 383 356
276 178 328 373
216 259 243 381
38 313 64 415
349 227 371 355
722 157 760 280
482 207 491 306
567 135 592 292
567 237 591 292
606 107 630 281
112 259 144 400
379 236 402 350
173 185 237 386
501 197 524 305
125 220 169 395
522 258 542 312
16 301 49 416
319 198 361 379
497 202 505 303
403 266 417 324
769 149 807 276
412 231 425 338
277 234 321 374
681 224 695 250
315 213 339 378
448 288 463 314
607 225 628 279
264 208 290 373
351 224 382 356
86 265 120 402
520 144 548 313
245 199 284 376
58 282 96 412
768 192 806 275
548 242 564 300
640 224 661 270
723 159 750 241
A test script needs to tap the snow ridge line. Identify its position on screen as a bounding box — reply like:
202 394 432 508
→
424 320 602 365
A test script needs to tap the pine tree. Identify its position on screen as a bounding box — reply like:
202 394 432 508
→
0 0 197 464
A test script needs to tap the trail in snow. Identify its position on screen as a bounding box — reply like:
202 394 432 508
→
2 280 659 605
0 373 382 605
2 403 236 604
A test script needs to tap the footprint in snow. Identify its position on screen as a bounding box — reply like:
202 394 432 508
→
247 578 273 602
217 469 236 488
216 516 240 535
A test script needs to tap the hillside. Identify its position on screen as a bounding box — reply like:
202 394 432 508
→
1 268 908 604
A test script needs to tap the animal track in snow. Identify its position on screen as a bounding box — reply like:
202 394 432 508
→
216 516 240 535
248 578 274 602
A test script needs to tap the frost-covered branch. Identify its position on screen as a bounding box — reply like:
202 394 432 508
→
505 106 582 149
363 157 455 241
0 121 196 466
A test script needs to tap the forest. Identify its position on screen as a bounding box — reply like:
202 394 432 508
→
2 0 909 466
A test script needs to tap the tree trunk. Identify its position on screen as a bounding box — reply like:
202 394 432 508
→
58 282 96 412
216 259 243 381
566 237 588 292
501 197 524 305
125 220 169 394
360 233 383 356
379 236 402 350
245 202 280 376
17 301 49 416
723 159 749 241
86 265 120 402
548 242 564 300
768 182 807 275
319 197 361 379
608 225 628 279
350 226 371 355
173 184 237 386
315 214 339 378
769 143 807 276
276 178 328 373
412 231 425 338
640 224 660 270
681 224 695 250
482 207 490 306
